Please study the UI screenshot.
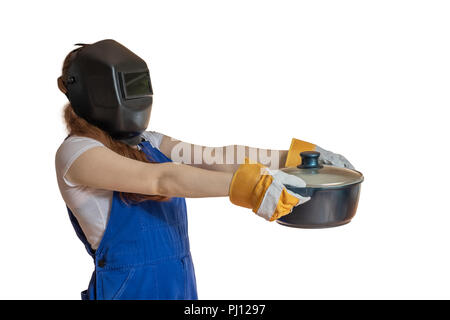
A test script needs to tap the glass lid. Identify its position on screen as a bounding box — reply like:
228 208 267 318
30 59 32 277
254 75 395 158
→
282 151 364 188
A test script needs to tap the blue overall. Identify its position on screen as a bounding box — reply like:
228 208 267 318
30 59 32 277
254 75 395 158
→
66 140 198 300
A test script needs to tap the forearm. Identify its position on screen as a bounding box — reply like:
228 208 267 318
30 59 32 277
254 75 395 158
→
159 135 288 171
189 145 288 172
156 162 234 198
278 149 288 169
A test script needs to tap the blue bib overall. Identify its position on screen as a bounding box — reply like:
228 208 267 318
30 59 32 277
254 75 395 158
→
66 140 198 300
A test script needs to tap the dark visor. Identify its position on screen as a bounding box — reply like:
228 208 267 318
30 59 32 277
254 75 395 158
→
121 71 153 99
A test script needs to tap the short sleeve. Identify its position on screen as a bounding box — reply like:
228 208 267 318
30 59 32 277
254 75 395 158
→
141 131 163 148
55 136 105 187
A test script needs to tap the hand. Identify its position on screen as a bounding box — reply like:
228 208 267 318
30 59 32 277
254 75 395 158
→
285 138 355 170
229 158 310 221
315 145 354 169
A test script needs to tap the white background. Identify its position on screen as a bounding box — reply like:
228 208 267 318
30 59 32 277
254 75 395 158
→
0 0 449 299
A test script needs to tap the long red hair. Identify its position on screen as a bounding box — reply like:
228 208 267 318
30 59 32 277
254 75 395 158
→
59 44 169 203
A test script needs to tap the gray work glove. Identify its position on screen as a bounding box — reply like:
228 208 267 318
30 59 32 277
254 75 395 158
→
315 145 355 170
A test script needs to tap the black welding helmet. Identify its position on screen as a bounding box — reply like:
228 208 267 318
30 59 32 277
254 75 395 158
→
63 39 153 145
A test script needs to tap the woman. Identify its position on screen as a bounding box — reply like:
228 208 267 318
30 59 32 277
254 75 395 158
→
55 39 353 300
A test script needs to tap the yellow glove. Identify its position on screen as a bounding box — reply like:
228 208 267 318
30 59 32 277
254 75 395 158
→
229 158 310 221
285 138 316 167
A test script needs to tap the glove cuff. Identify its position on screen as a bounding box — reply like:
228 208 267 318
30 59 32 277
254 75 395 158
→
284 138 316 167
229 158 265 209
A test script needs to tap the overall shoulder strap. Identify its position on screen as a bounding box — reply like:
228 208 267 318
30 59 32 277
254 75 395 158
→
138 140 172 163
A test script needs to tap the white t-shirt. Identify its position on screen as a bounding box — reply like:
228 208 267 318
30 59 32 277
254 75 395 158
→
55 131 164 250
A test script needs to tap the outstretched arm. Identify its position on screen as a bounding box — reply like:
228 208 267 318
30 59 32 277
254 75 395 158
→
158 134 355 171
66 146 233 198
158 134 288 172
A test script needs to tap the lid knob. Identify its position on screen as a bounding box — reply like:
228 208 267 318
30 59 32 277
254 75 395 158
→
297 151 323 169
